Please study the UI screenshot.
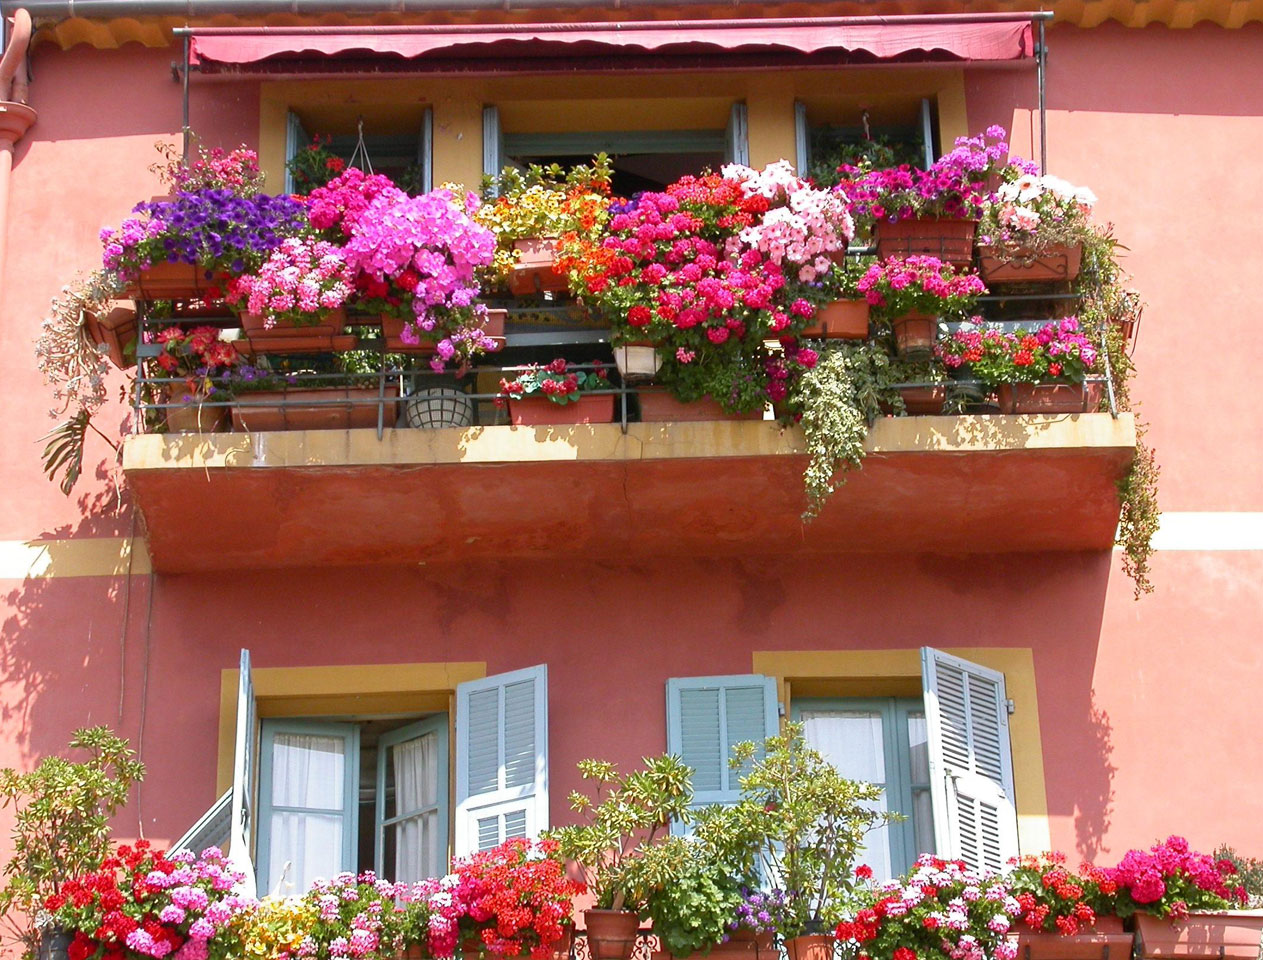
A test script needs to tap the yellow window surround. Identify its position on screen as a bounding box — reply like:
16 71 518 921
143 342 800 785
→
752 648 1051 855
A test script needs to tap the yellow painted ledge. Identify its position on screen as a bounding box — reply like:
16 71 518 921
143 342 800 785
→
0 537 151 580
123 412 1136 473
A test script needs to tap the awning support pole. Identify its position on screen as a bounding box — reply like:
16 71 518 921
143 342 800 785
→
182 32 190 161
1036 17 1047 174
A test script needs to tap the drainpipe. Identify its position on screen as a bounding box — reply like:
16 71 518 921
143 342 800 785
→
0 7 35 290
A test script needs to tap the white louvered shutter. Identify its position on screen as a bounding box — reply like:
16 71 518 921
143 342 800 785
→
921 648 1019 871
455 665 548 857
228 649 258 898
725 103 750 167
667 676 778 813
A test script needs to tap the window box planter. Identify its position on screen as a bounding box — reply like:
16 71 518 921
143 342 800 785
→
978 243 1083 284
508 238 568 296
708 931 777 958
238 308 351 354
874 217 977 270
1135 912 1263 960
380 308 506 354
801 299 870 340
890 311 939 359
995 381 1104 414
230 386 400 432
637 392 763 422
84 304 138 369
508 393 614 426
584 908 641 960
1009 917 1132 960
124 261 223 301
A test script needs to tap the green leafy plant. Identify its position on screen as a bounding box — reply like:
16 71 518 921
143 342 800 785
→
285 135 347 195
548 755 694 912
629 838 744 958
1213 847 1263 908
0 728 145 958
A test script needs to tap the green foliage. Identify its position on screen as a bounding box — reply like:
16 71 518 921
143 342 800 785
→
484 155 613 202
285 135 344 195
40 412 93 497
807 129 923 190
1117 430 1159 599
658 347 770 415
789 342 897 519
0 728 145 957
690 723 894 935
547 755 694 912
631 839 744 958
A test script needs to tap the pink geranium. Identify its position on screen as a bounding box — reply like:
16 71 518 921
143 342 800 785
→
226 236 352 327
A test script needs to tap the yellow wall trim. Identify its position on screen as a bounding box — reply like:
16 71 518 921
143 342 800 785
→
0 537 151 580
753 648 1051 855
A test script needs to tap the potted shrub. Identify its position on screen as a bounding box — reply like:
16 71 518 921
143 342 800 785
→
977 168 1097 284
499 359 615 426
1006 854 1134 960
855 256 986 359
690 723 893 960
151 325 239 433
0 728 145 960
1111 837 1260 960
549 755 694 960
837 126 1011 268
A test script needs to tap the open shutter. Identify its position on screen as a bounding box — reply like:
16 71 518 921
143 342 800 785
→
284 111 310 195
921 648 1018 871
725 102 750 167
228 649 258 898
666 675 777 810
482 105 505 194
418 106 434 195
794 101 810 176
455 665 548 857
170 790 231 856
920 97 935 168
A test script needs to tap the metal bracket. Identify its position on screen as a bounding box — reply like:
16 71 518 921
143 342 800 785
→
1005 699 1016 715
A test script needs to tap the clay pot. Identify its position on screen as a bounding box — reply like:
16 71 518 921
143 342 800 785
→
783 935 834 960
1134 913 1263 960
801 299 870 339
509 238 568 296
892 385 948 415
874 217 977 269
890 311 939 359
84 304 139 369
637 392 763 422
126 261 224 301
707 931 777 958
381 309 506 354
978 242 1083 285
584 909 640 960
508 394 614 426
1008 916 1132 960
995 381 1105 414
163 390 228 434
230 387 400 432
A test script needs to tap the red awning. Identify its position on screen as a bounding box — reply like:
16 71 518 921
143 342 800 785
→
189 18 1034 70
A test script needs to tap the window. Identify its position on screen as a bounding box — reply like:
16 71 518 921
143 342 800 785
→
284 107 432 195
792 97 935 186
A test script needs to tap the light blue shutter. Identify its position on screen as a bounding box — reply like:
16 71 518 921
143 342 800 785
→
921 648 1018 871
920 98 935 168
666 675 778 808
455 665 548 856
482 105 505 194
418 106 433 194
284 111 310 195
725 103 749 167
794 101 810 176
228 649 257 897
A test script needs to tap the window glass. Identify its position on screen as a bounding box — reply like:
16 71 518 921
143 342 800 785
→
265 731 350 895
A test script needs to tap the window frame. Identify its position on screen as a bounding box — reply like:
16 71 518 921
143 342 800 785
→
374 714 450 882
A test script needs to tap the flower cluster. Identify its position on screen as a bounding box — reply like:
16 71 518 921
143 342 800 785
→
499 358 609 406
855 256 986 319
226 236 353 327
286 135 348 195
731 887 795 935
299 871 403 960
979 169 1097 253
1108 836 1247 919
46 842 256 960
935 318 1097 387
154 325 239 399
835 856 1020 960
155 143 267 197
1006 853 1114 935
306 169 403 241
837 126 1013 231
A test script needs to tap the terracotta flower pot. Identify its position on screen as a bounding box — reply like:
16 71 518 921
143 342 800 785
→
163 391 228 434
783 935 834 960
637 392 763 422
584 909 640 960
509 238 568 296
995 381 1104 414
508 394 614 426
801 299 870 340
85 304 139 370
1135 912 1263 960
707 931 777 957
890 311 939 359
230 386 400 432
548 928 575 960
396 945 426 960
1009 917 1132 960
126 261 223 301
874 217 977 269
978 242 1083 285
892 384 947 415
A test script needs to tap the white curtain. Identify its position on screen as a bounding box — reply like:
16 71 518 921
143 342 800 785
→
392 732 439 884
268 733 346 895
801 710 893 881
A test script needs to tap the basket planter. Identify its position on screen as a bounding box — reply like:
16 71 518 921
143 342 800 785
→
584 909 640 960
614 343 662 380
783 935 834 960
125 261 223 301
381 309 506 354
801 299 870 339
509 238 568 296
1135 913 1263 960
508 394 614 426
874 217 977 269
890 311 939 359
231 386 400 432
84 304 138 369
995 381 1104 414
1009 917 1132 960
404 387 477 429
638 392 763 422
163 392 228 434
978 243 1083 284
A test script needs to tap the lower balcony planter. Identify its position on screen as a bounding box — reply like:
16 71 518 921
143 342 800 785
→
1009 917 1132 960
638 392 763 422
231 386 400 432
585 908 641 960
890 311 939 359
163 392 228 434
239 308 350 354
1135 912 1263 960
84 304 138 369
995 381 1104 414
614 343 662 380
381 309 506 354
508 393 614 426
125 261 223 301
889 385 947 415
783 935 834 960
978 242 1083 284
509 238 568 297
801 299 870 339
874 217 977 270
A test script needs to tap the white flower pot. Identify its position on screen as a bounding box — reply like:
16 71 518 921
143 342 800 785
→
613 344 661 380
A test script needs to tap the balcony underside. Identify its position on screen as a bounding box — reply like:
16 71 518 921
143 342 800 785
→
123 413 1136 573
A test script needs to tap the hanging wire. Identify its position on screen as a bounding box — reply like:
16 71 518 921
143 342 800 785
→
348 116 374 174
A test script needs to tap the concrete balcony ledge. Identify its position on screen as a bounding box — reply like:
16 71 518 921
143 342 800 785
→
122 413 1136 572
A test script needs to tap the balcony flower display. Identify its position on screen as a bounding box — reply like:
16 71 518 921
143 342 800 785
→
855 256 986 357
45 842 258 960
299 871 406 960
226 236 354 329
1108 837 1247 920
498 359 614 425
306 168 404 241
977 168 1097 283
1006 853 1119 935
150 325 239 432
834 855 1022 960
152 141 267 197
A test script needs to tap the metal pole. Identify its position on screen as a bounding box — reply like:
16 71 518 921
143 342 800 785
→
181 32 190 160
1037 18 1047 174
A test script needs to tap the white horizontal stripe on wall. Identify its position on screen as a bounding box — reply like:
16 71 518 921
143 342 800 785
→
1146 512 1263 551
